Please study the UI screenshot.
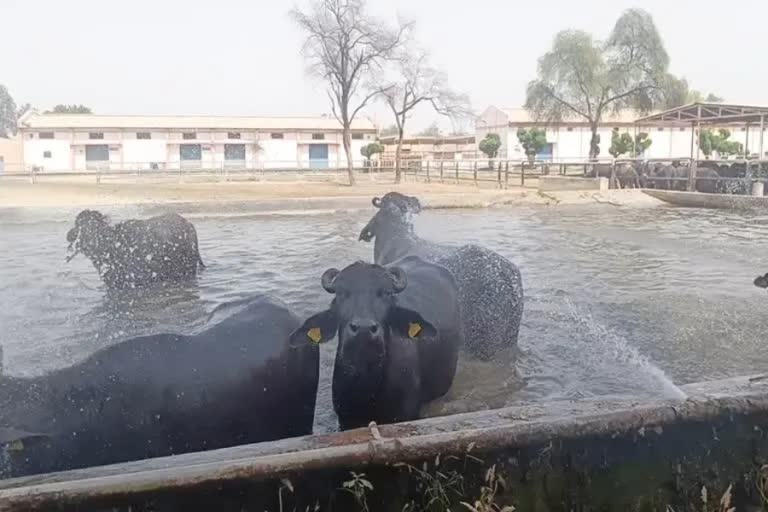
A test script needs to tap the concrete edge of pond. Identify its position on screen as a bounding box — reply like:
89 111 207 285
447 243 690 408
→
644 189 768 209
1 373 767 510
0 189 664 219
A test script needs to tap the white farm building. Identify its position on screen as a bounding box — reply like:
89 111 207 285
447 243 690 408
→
15 114 377 172
476 106 767 161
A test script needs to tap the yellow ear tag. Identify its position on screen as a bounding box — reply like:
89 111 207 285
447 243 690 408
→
307 327 322 344
408 322 422 339
7 440 24 452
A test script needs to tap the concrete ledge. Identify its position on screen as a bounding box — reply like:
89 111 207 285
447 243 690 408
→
539 175 608 192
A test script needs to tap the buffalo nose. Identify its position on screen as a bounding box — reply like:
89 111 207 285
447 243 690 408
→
348 320 381 336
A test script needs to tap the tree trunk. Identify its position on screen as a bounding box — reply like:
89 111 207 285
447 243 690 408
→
395 128 404 183
342 126 356 186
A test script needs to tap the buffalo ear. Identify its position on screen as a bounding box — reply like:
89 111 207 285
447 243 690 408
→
289 309 338 347
321 268 340 293
388 307 437 340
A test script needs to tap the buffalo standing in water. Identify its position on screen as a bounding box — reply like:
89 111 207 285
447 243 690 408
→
291 257 462 430
0 295 319 478
359 192 524 360
755 273 768 290
66 210 205 289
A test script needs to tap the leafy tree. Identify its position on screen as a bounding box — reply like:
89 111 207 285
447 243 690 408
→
661 76 723 108
45 104 92 114
360 142 384 159
380 50 470 182
479 133 502 168
416 122 442 137
516 127 548 163
633 132 652 156
592 133 601 157
379 124 399 137
609 129 633 158
525 9 671 159
0 85 18 138
292 0 409 185
699 128 742 159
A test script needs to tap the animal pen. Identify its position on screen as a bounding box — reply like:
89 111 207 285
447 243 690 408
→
633 102 768 193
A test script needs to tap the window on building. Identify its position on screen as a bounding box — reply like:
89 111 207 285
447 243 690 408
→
566 127 574 132
679 127 686 132
227 132 241 139
225 144 246 161
182 132 197 140
741 127 747 132
271 133 284 139
88 132 104 139
311 133 325 140
657 127 664 132
351 133 363 140
180 144 202 160
39 132 54 139
43 151 52 158
137 132 151 140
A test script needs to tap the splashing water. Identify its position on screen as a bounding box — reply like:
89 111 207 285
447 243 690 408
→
563 296 687 400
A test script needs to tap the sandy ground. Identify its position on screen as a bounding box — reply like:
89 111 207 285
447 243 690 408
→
0 175 663 210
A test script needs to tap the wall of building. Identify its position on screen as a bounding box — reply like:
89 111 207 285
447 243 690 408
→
17 127 376 171
478 106 768 161
23 132 71 171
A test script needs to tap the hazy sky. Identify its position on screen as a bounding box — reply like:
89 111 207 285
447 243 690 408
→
3 0 767 132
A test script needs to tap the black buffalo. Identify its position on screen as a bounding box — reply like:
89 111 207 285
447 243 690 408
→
0 294 319 478
755 273 768 290
66 210 205 289
291 257 462 430
584 163 640 189
359 192 524 360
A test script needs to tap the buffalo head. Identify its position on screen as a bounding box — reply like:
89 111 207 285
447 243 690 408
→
66 210 113 263
755 273 768 289
359 192 422 242
290 262 435 372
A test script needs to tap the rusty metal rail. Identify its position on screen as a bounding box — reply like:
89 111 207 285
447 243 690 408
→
0 375 766 511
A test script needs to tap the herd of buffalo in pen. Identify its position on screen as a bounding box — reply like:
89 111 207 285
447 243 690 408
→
0 192 524 478
1 187 765 480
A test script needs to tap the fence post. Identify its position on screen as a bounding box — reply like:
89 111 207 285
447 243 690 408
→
610 161 617 189
497 160 502 188
455 161 459 184
440 161 444 183
426 160 431 183
504 161 509 189
521 161 525 187
473 161 478 185
688 159 697 191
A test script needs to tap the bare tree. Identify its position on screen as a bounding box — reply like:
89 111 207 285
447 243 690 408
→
380 51 471 182
292 0 409 185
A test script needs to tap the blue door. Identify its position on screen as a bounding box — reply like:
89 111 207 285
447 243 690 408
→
309 144 329 169
536 143 554 161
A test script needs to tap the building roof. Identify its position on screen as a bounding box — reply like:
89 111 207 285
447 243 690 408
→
19 114 377 131
497 107 657 125
634 102 768 125
379 135 475 145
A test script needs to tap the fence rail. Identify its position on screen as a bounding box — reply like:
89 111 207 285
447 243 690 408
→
3 158 768 192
